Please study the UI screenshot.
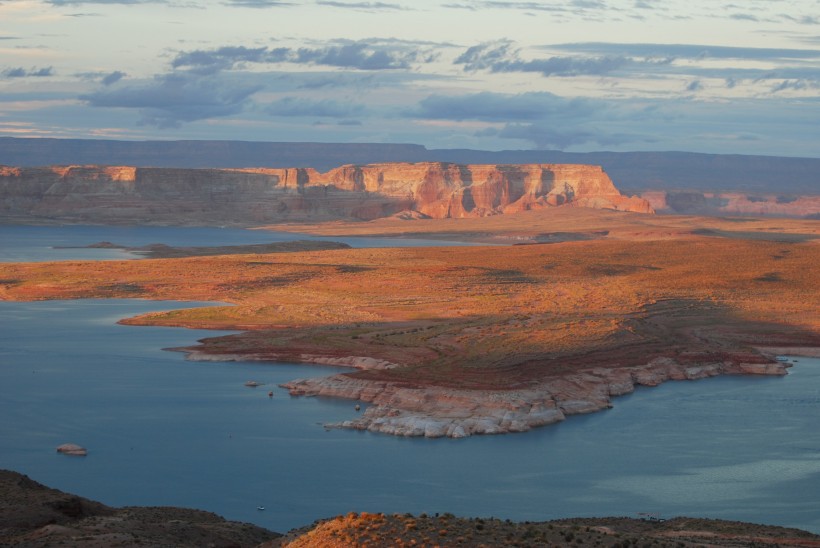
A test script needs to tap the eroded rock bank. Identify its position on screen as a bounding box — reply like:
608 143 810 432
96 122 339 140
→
278 356 790 438
0 162 652 225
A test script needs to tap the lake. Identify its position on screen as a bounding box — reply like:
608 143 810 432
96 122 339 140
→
0 225 818 534
0 224 478 263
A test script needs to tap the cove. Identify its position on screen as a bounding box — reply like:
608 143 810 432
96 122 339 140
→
0 224 478 263
1 224 819 535
1 298 818 534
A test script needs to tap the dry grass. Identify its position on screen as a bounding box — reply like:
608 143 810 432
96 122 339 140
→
260 207 820 243
272 511 820 547
1 210 818 390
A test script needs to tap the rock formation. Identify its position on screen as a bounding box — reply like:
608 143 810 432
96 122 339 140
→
0 470 278 546
637 190 820 217
55 443 87 456
281 355 789 438
0 162 652 224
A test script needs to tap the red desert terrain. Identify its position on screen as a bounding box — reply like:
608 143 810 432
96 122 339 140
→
1 201 817 437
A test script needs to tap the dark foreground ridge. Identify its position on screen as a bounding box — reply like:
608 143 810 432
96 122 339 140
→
0 469 279 547
3 470 820 547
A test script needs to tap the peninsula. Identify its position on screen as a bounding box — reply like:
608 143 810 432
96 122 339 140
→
2 201 818 437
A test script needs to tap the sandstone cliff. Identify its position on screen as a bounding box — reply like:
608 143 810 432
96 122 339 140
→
0 163 652 224
637 190 820 218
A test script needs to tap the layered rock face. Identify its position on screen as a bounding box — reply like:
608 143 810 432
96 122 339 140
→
637 190 820 217
281 356 788 438
0 162 652 224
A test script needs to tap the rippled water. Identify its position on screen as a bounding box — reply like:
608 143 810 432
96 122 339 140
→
1 226 818 534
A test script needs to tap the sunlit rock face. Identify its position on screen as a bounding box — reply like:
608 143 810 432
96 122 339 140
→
0 162 653 224
637 190 820 217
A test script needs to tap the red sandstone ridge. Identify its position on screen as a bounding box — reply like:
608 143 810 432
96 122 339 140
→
235 163 654 217
0 162 653 224
637 190 820 218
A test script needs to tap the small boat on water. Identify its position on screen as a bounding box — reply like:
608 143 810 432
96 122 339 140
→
244 380 262 387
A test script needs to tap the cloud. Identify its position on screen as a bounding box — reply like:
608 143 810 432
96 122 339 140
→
221 0 294 6
411 91 598 122
443 1 606 13
172 40 435 73
407 90 648 149
730 13 758 22
266 69 443 92
548 42 820 61
771 79 818 92
172 46 273 74
80 72 262 128
316 1 407 10
295 42 416 69
455 40 629 77
45 0 166 5
477 124 596 149
101 70 126 85
781 14 819 25
686 79 702 92
265 96 366 117
2 66 54 78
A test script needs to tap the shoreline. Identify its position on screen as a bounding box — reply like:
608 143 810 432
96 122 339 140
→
179 345 809 438
3 222 818 440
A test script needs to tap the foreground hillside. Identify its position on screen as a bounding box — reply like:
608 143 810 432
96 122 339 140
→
273 512 820 547
2 209 817 438
3 470 819 547
0 470 278 547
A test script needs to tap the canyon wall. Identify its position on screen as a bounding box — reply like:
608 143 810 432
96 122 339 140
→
0 162 652 225
4 138 819 196
637 190 820 218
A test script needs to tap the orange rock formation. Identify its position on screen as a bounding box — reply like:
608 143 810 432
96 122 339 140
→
638 190 820 217
0 162 652 223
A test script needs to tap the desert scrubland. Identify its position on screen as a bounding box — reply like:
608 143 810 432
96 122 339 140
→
2 208 817 437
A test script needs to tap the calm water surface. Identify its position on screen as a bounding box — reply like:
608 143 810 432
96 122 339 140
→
0 224 477 262
1 226 818 534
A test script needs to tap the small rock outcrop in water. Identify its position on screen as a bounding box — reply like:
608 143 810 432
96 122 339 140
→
0 162 652 224
55 443 87 456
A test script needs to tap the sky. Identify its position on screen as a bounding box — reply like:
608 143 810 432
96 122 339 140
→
0 0 819 156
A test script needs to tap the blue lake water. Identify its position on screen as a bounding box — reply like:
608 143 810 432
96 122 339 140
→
1 226 819 534
0 224 478 262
